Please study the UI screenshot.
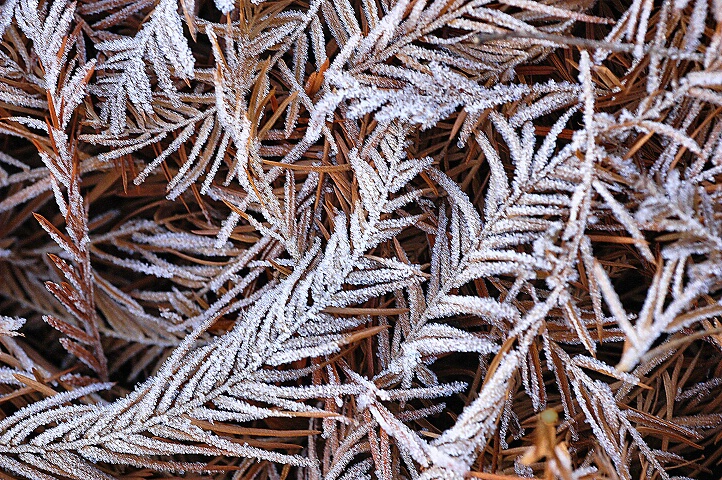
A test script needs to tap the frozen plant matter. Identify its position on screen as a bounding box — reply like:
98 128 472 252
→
1 0 722 479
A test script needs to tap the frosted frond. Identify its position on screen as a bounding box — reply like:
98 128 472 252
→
1 0 722 478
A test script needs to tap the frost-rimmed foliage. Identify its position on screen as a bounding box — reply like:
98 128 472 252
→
0 0 722 479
